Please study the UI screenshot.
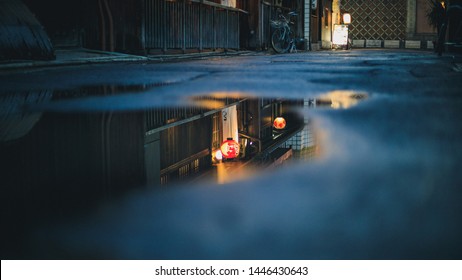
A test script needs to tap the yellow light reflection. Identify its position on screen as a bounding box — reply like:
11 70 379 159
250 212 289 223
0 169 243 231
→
187 91 254 109
215 161 258 185
189 99 225 109
206 91 253 99
316 90 368 109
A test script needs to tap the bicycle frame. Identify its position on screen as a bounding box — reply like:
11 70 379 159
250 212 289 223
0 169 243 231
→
270 12 298 54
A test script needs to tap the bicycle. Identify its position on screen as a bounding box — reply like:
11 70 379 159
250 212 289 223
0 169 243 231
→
270 11 302 54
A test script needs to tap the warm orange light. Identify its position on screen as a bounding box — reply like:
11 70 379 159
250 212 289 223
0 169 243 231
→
189 99 225 110
273 117 286 129
316 90 368 109
220 138 240 159
343 13 351 24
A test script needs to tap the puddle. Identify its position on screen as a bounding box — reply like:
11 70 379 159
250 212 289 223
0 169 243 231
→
0 87 368 234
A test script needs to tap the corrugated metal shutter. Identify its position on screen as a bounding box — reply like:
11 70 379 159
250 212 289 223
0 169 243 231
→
144 0 243 52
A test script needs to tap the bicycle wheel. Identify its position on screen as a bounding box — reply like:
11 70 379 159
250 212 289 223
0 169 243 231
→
271 28 291 53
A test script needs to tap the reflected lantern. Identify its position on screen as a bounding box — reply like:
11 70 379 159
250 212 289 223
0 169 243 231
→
220 138 240 159
273 117 286 129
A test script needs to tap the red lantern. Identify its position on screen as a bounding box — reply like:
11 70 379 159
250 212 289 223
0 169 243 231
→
220 138 240 159
273 117 286 129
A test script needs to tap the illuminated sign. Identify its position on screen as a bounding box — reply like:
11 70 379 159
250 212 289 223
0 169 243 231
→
333 24 349 46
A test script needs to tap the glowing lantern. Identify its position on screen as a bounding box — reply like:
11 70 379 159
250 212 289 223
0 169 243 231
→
273 117 286 129
220 138 240 159
343 13 351 25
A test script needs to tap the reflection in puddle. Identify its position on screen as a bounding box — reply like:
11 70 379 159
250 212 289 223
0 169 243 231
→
0 86 368 251
314 90 368 109
0 90 52 141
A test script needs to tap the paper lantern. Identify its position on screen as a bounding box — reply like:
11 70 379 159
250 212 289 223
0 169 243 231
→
220 138 240 159
273 117 286 129
343 13 351 25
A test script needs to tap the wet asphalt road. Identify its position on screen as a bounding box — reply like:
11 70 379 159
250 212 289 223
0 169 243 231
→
1 49 462 259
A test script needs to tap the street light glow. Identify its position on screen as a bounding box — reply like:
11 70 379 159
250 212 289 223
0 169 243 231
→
343 13 351 25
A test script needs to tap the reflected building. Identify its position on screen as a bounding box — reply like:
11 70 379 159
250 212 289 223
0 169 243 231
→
0 86 308 227
0 84 317 258
144 95 306 186
2 88 370 207
280 99 317 160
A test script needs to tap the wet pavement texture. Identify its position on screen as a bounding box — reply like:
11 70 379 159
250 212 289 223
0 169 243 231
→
1 49 462 259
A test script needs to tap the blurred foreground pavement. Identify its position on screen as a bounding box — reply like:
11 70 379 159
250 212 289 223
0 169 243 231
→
1 49 462 259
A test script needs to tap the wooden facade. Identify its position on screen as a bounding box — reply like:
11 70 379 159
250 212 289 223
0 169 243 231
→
20 0 249 54
3 0 328 56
